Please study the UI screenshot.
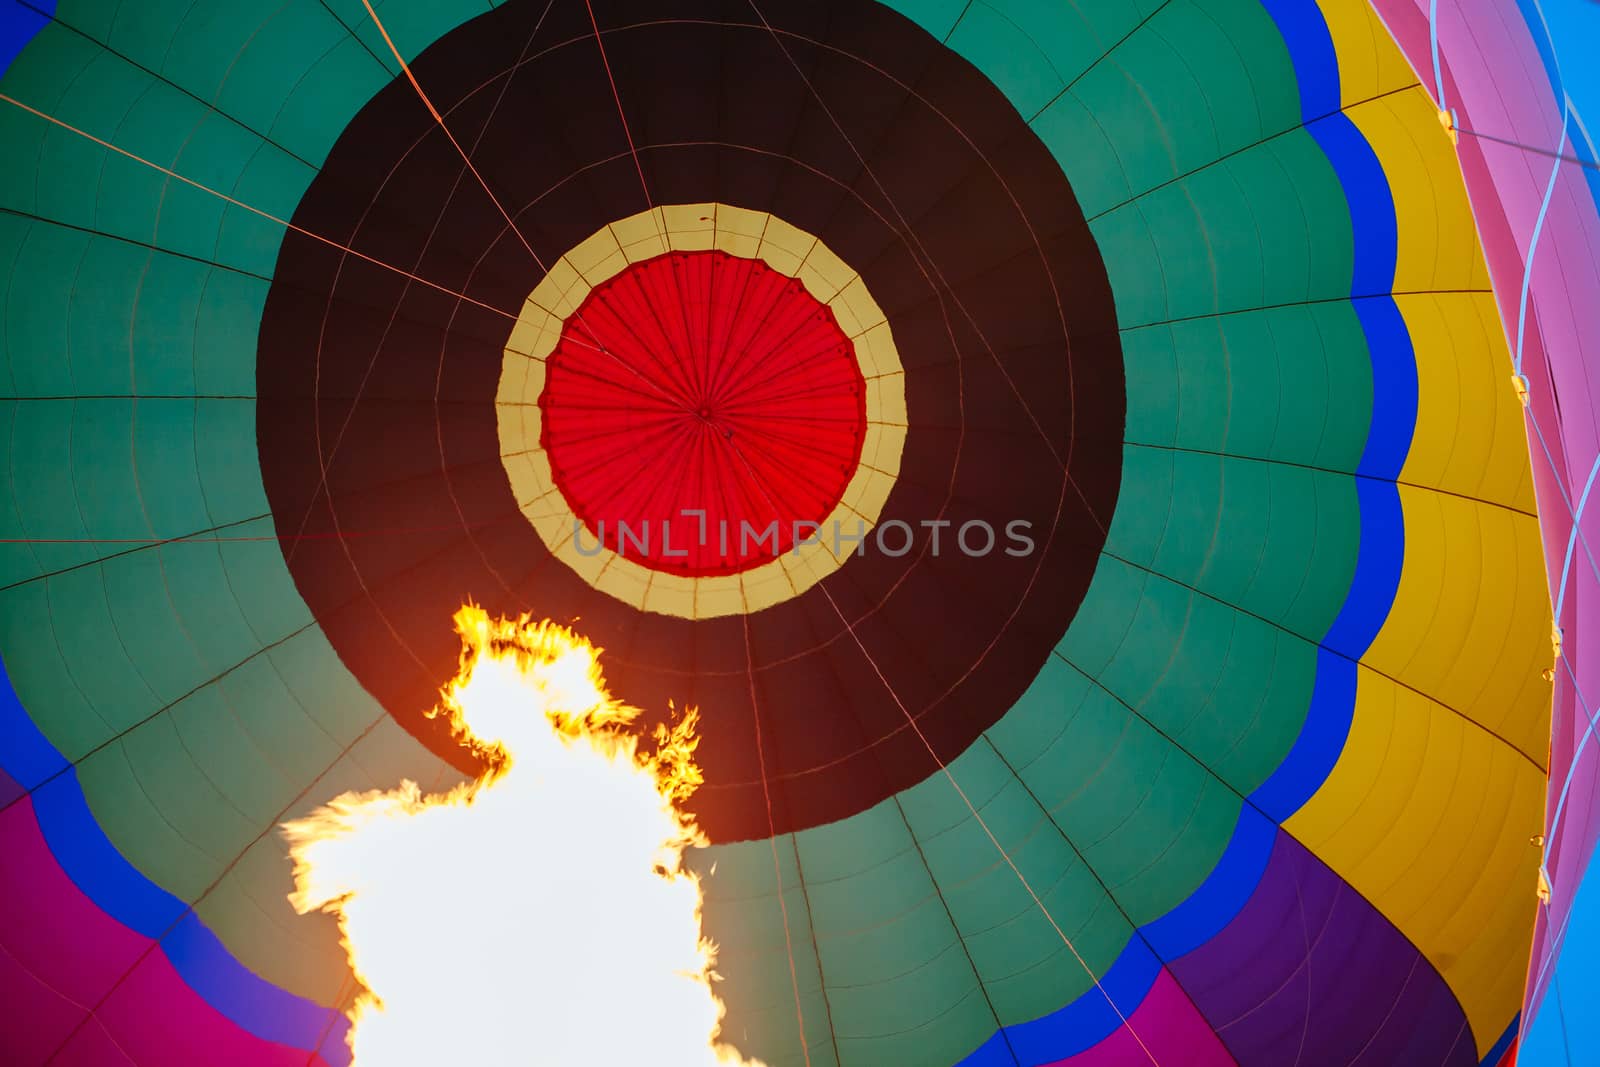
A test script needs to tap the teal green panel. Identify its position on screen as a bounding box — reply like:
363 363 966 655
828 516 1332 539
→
1031 0 1299 216
92 104 218 258
98 547 209 702
131 255 207 395
11 402 97 574
1057 559 1319 797
161 111 275 261
1030 91 1134 215
56 0 384 168
193 269 267 395
985 654 1099 796
99 0 206 72
75 740 217 899
0 581 108 759
215 651 346 785
42 567 163 736
169 685 298 822
1092 133 1353 326
1080 765 1238 921
690 836 834 1067
2 223 86 399
1260 305 1373 466
0 217 19 373
100 711 257 860
152 0 284 104
0 407 39 588
66 239 147 395
0 27 101 216
946 5 1067 121
1120 322 1181 448
215 147 316 274
975 0 1111 100
131 401 212 534
161 543 276 680
1107 447 1361 639
267 34 393 166
69 401 148 538
216 530 314 640
266 627 396 749
1166 616 1315 792
197 837 352 1007
1086 202 1166 326
993 657 1251 921
1068 0 1164 47
1056 555 1147 676
194 399 270 520
1123 304 1374 470
209 4 361 159
1053 70 1169 217
51 0 116 42
1123 0 1299 174
337 713 456 788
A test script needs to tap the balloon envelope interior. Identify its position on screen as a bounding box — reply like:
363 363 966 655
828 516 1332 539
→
0 1 1590 1065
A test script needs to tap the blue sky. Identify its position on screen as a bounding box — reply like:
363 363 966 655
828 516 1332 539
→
1543 0 1600 155
1519 8 1599 1066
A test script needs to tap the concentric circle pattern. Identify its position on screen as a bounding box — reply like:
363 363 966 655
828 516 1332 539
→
253 0 1125 850
496 202 910 620
0 2 1583 1067
541 248 867 577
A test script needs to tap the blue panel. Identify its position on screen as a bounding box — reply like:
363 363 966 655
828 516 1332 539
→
1143 806 1277 959
1321 478 1406 661
1480 1013 1518 1066
1002 940 1164 1064
0 0 53 79
167 912 351 1059
31 772 187 939
5 650 346 1056
0 655 69 788
1250 650 1357 822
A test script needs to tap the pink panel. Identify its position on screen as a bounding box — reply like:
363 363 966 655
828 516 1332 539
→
0 800 149 1007
95 952 318 1067
52 1019 138 1067
1044 971 1236 1067
1368 0 1600 1028
0 944 88 1067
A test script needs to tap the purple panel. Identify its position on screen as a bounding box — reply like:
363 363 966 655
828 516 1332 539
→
1171 831 1475 1067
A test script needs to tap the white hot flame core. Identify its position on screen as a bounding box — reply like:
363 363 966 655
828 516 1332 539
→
283 607 761 1067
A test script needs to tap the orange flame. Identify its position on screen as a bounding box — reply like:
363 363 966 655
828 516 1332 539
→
283 605 759 1066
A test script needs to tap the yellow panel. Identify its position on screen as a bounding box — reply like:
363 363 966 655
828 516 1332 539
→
867 376 909 425
857 322 900 377
1397 292 1537 511
1346 88 1493 294
567 227 623 278
1364 487 1551 758
742 564 797 614
837 276 888 335
1321 0 1419 105
642 572 697 619
661 203 717 248
1286 671 1545 1055
695 581 746 620
713 202 770 242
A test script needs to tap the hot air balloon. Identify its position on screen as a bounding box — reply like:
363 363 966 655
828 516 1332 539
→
0 0 1593 1064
